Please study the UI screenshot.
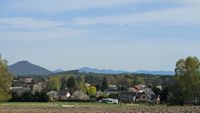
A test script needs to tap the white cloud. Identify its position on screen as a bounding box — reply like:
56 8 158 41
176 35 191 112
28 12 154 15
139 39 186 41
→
0 27 86 41
71 0 200 25
0 17 62 29
8 0 147 13
3 0 200 26
11 0 199 13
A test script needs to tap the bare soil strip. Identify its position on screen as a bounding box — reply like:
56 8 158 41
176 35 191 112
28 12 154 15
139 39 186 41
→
0 105 200 113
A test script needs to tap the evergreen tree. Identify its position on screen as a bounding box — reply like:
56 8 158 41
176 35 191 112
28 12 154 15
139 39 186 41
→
67 76 77 92
101 77 109 91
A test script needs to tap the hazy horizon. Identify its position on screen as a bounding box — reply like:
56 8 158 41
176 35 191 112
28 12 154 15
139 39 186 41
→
1 0 200 71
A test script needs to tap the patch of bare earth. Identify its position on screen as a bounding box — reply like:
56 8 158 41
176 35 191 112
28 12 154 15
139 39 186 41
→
0 106 200 113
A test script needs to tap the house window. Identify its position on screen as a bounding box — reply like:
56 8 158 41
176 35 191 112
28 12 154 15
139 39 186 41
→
143 95 145 98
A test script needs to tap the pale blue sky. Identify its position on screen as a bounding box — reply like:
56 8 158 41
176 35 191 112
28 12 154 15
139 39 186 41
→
0 0 200 71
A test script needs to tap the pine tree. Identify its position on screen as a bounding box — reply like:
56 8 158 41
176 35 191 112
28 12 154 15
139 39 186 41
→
101 77 109 91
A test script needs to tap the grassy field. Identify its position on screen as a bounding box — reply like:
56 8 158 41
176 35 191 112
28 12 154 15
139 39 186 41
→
0 102 199 113
0 102 120 107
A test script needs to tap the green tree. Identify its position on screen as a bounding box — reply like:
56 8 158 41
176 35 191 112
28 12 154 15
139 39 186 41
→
66 76 87 93
0 56 13 101
133 76 144 85
67 76 76 89
47 76 61 91
101 77 109 91
174 56 200 105
77 75 85 82
61 76 69 90
76 75 87 92
87 86 97 96
153 86 169 104
67 76 79 93
160 87 169 103
77 81 87 93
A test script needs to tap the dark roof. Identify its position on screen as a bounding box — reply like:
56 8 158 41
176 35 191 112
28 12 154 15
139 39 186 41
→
120 91 136 97
105 89 123 94
120 91 135 95
59 90 70 96
144 89 155 99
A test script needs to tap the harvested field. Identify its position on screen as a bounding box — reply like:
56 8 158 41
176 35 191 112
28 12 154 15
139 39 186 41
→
0 103 199 113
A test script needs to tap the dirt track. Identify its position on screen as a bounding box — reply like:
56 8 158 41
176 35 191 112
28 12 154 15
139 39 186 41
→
0 106 200 113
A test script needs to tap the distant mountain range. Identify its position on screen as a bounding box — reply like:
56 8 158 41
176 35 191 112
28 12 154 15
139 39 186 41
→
9 61 52 76
8 61 174 76
79 67 128 74
134 70 174 75
78 67 175 75
53 69 65 73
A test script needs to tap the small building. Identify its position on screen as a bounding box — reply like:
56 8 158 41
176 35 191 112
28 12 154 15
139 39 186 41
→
136 89 156 103
156 86 162 90
47 91 58 101
59 90 71 100
120 91 136 103
109 85 118 90
10 87 30 96
33 84 43 93
71 91 89 100
85 83 91 88
130 84 146 93
24 78 33 83
105 88 121 99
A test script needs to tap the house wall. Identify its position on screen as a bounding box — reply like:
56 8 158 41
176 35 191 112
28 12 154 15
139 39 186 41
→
120 97 133 103
137 94 149 102
120 93 135 103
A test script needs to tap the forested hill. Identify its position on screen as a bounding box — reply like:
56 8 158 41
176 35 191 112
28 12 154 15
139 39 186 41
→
50 70 175 87
9 61 52 76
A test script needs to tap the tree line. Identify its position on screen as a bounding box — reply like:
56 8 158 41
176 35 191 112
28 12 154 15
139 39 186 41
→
1 55 200 106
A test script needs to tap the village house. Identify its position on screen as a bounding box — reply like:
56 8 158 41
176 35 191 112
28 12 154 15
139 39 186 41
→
24 77 33 83
59 90 71 100
10 87 30 96
71 91 89 100
120 91 136 103
105 85 122 99
32 82 44 93
109 85 118 90
127 84 157 103
85 83 91 88
12 78 32 88
136 88 156 103
129 84 146 93
47 91 58 101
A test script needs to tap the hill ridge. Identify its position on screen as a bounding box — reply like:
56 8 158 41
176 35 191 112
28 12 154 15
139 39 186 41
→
9 60 52 76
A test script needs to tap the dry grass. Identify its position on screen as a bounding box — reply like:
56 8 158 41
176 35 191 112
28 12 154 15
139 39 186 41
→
0 102 199 113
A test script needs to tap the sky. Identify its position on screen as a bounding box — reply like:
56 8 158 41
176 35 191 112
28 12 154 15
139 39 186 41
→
0 0 200 71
